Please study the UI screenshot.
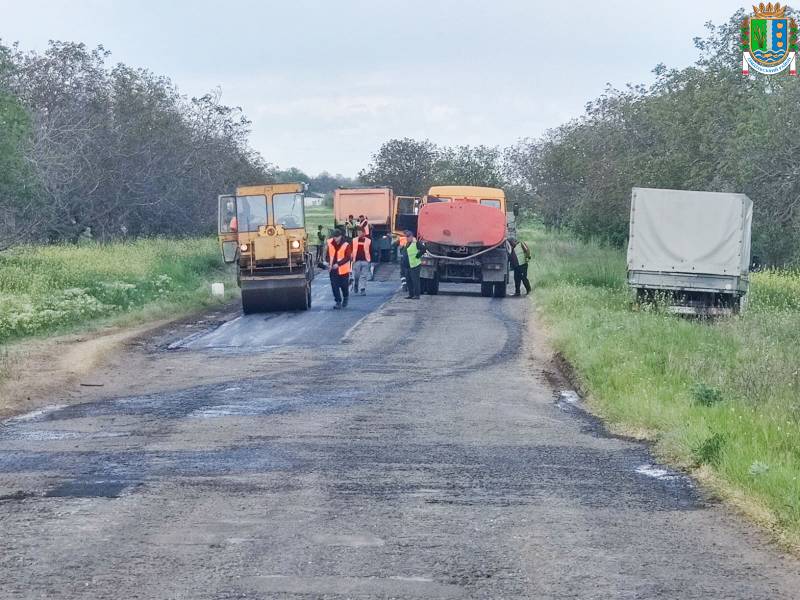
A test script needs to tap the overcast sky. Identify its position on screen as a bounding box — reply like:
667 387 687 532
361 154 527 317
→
2 0 742 176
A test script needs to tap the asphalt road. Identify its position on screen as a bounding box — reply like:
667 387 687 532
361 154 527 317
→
175 269 399 351
1 276 799 599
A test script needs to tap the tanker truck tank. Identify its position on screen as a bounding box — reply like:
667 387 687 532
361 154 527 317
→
417 189 510 297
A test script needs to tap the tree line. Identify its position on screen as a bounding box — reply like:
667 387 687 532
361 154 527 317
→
360 11 800 266
5 10 800 265
0 41 352 248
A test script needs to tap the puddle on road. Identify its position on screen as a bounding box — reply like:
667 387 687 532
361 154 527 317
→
635 464 686 483
554 390 581 412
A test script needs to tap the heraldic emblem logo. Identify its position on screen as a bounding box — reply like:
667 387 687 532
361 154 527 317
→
742 3 798 75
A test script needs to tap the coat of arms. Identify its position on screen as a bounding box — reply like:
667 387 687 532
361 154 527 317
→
742 3 798 75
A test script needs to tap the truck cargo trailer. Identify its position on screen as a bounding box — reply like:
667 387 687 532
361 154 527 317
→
333 187 395 262
626 187 753 316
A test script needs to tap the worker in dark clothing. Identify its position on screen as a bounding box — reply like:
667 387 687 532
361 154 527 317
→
508 236 532 296
346 215 357 239
327 228 352 309
315 225 326 266
401 229 423 299
395 232 409 291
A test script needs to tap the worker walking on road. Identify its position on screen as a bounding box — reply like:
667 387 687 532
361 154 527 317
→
508 236 532 296
401 229 423 300
352 228 371 296
327 228 352 309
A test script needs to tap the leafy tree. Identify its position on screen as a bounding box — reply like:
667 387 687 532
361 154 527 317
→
504 9 800 264
275 167 310 183
359 138 439 195
307 171 355 195
0 40 273 244
434 145 504 188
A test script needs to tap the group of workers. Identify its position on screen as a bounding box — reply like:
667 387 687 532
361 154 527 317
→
322 214 374 309
319 220 532 309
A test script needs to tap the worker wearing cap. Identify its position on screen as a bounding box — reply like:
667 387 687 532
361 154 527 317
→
352 227 371 296
508 236 532 296
401 230 423 299
327 228 352 309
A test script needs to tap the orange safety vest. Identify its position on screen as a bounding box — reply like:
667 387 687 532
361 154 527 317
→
359 219 370 236
352 237 371 263
327 239 352 275
397 235 407 248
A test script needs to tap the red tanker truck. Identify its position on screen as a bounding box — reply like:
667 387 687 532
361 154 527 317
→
417 186 510 297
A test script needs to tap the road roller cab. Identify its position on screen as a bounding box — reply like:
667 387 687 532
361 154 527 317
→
218 183 315 313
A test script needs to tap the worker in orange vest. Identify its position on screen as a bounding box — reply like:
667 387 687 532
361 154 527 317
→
327 228 352 309
357 214 370 238
352 228 372 296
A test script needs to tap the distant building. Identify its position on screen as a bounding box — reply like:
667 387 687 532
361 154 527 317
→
304 192 325 207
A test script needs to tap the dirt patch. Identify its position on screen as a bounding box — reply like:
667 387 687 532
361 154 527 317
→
0 319 176 420
0 303 263 421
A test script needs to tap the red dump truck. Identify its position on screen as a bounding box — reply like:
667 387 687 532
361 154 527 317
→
333 187 394 261
417 186 510 297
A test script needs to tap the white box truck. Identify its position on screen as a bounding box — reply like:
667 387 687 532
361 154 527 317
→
627 187 753 316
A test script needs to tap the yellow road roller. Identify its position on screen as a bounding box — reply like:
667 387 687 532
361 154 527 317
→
217 183 314 313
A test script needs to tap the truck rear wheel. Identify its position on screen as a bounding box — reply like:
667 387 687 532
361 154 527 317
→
481 282 493 297
428 275 439 295
493 282 507 298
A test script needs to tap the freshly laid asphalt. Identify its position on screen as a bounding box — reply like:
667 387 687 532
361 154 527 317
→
1 271 799 599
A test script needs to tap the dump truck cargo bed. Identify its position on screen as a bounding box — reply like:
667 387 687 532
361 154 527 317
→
333 188 393 224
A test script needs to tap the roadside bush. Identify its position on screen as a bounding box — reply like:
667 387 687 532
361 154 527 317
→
692 433 727 467
692 384 724 407
0 237 232 343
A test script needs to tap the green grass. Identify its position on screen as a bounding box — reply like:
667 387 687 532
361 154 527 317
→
305 205 334 237
522 224 800 545
0 237 235 345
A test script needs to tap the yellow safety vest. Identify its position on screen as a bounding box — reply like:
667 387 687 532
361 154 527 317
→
513 243 529 266
407 241 421 269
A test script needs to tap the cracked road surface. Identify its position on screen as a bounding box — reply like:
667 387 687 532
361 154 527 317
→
1 279 799 599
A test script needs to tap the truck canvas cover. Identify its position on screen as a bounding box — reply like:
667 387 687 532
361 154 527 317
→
627 188 753 277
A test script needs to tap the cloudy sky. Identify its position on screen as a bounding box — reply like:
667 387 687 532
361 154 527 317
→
2 0 741 175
